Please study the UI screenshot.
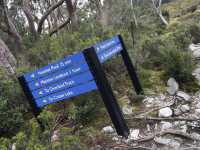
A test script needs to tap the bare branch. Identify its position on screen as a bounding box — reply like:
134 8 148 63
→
49 18 70 36
0 0 22 50
151 0 168 26
22 0 38 40
37 0 65 34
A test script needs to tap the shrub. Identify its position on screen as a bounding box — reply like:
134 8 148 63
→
69 92 103 125
0 138 10 150
159 47 196 90
0 70 24 137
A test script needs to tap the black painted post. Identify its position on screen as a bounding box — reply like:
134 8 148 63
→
118 35 143 95
18 76 44 130
84 47 130 138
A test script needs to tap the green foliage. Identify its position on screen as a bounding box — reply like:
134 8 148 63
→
159 48 196 89
38 110 56 129
189 24 200 43
0 70 24 136
13 132 27 149
0 138 10 150
69 92 103 125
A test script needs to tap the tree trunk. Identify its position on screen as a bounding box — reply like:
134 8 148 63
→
22 0 38 40
0 38 17 75
159 13 169 26
0 0 23 52
65 0 78 30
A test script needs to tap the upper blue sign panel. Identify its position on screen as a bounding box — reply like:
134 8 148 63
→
94 36 121 54
28 63 90 91
35 81 97 108
98 43 123 63
24 52 85 82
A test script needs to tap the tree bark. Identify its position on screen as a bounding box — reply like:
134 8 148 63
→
65 0 78 29
0 0 23 51
22 0 38 40
0 38 16 75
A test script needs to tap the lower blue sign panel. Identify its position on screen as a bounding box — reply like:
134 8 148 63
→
35 81 98 108
32 71 94 99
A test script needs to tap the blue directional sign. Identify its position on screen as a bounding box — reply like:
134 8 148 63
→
94 36 121 54
98 43 123 63
28 63 90 91
20 35 125 109
35 81 97 108
24 52 85 82
32 72 94 99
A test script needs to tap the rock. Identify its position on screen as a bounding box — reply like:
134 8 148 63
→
180 105 190 113
160 121 173 131
174 108 182 116
154 137 180 148
191 132 200 140
160 94 166 101
11 143 16 150
122 106 133 115
192 68 200 85
180 125 187 133
129 129 140 140
167 78 179 95
95 145 102 150
196 102 200 109
144 97 154 103
159 107 173 118
112 137 119 141
195 109 200 115
154 123 158 130
174 121 186 126
189 43 200 59
102 126 114 134
176 91 191 101
51 130 59 142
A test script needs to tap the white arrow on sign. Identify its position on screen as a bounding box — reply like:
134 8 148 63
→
35 82 39 87
43 99 47 103
38 91 43 95
31 74 35 78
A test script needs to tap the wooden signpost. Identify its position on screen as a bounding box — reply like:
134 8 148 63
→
18 35 143 138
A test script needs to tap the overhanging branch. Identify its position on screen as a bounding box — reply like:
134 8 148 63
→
37 0 65 34
49 18 70 36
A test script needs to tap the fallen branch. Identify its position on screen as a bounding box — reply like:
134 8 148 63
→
133 98 175 117
135 129 200 143
126 116 200 122
182 147 200 150
131 146 153 150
